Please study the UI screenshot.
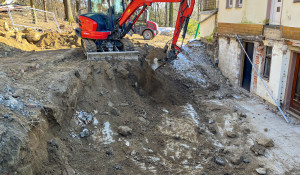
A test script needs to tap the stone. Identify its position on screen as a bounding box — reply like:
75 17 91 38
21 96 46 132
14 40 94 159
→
70 45 76 48
229 155 243 165
13 89 24 98
208 125 217 134
256 138 274 148
256 168 267 175
214 156 225 166
116 65 129 79
118 126 132 137
25 31 41 43
15 31 23 43
80 129 90 138
250 143 266 156
3 22 9 31
110 107 120 116
243 158 250 164
239 112 247 118
226 131 237 138
208 119 215 124
138 117 147 124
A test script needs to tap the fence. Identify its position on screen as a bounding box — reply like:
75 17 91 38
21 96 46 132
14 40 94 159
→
5 6 61 33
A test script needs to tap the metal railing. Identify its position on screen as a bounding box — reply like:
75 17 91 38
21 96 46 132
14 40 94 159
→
5 5 61 33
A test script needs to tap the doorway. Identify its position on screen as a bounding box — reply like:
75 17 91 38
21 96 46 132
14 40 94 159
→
242 42 254 91
270 0 283 25
290 53 300 114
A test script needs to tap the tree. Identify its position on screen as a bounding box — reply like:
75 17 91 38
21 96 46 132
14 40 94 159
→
164 3 168 27
75 0 81 14
30 0 37 24
43 0 48 22
169 3 173 26
63 0 74 22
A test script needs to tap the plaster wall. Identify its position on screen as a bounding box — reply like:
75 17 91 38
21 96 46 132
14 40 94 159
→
218 0 268 24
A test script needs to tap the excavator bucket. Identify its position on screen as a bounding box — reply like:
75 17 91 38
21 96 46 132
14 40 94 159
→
87 51 139 61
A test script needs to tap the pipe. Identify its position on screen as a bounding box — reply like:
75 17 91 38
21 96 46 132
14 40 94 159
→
236 34 290 123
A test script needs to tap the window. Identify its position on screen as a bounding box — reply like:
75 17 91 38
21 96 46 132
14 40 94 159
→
236 0 243 8
226 0 233 8
263 47 273 79
294 0 300 2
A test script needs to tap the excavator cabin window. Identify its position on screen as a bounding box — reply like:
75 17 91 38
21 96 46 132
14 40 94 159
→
90 0 124 18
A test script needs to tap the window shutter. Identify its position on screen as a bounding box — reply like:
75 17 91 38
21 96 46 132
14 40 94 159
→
226 0 229 8
236 0 239 7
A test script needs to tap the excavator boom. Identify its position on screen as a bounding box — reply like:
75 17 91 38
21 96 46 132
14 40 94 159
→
76 0 195 63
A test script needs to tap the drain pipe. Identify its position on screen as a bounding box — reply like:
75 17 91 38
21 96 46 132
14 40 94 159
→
236 34 290 123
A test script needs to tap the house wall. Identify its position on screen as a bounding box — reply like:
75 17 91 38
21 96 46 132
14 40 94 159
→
199 13 216 38
253 41 288 105
218 0 268 24
218 37 241 85
281 0 300 28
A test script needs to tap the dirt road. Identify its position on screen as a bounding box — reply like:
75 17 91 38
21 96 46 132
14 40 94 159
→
0 36 300 175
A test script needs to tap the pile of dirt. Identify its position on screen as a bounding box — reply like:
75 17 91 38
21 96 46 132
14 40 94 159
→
36 32 80 49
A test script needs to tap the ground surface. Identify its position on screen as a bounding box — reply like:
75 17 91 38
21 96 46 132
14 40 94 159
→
0 33 300 175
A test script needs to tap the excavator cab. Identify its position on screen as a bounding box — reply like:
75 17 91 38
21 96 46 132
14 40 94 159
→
75 0 139 61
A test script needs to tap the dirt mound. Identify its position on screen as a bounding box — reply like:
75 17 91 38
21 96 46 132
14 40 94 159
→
36 32 80 49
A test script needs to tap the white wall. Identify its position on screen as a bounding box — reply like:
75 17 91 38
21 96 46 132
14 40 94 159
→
218 37 242 85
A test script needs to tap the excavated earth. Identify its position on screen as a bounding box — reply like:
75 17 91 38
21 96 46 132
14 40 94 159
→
0 41 299 175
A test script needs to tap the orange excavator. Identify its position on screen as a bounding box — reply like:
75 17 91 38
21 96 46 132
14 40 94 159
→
75 0 195 63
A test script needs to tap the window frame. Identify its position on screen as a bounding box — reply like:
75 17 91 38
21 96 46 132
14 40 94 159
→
226 0 233 8
236 0 243 8
263 47 273 79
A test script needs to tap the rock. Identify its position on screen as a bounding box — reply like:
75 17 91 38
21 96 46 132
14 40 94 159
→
118 126 132 137
208 119 215 124
3 22 9 31
110 107 120 116
138 117 147 124
229 155 243 165
256 138 274 148
239 112 247 118
116 65 129 79
208 125 217 134
256 168 267 175
70 45 76 48
25 31 41 43
243 158 250 164
13 89 24 98
226 131 237 138
250 143 266 156
214 156 225 166
15 31 23 42
80 129 90 138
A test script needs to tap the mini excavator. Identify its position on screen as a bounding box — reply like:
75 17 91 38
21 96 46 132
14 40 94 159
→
75 0 195 65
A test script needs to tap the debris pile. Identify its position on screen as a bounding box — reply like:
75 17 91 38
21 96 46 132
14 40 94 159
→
73 111 96 126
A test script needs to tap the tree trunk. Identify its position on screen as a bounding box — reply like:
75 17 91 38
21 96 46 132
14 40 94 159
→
43 0 48 22
76 0 81 14
169 3 173 27
30 0 37 24
164 3 168 27
63 0 74 22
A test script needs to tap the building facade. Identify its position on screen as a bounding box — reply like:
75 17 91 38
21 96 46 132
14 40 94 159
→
201 0 300 116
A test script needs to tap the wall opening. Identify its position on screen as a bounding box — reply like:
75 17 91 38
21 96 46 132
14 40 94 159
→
242 42 254 91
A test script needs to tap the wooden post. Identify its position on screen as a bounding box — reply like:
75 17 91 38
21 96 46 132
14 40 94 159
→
30 0 37 24
43 0 48 22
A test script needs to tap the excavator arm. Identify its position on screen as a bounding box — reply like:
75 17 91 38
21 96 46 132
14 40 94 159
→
118 0 195 60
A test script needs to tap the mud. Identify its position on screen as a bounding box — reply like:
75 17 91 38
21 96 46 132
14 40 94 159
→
0 40 299 175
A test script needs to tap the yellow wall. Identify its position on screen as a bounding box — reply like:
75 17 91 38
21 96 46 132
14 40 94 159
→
281 0 300 28
199 13 216 38
218 0 268 24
